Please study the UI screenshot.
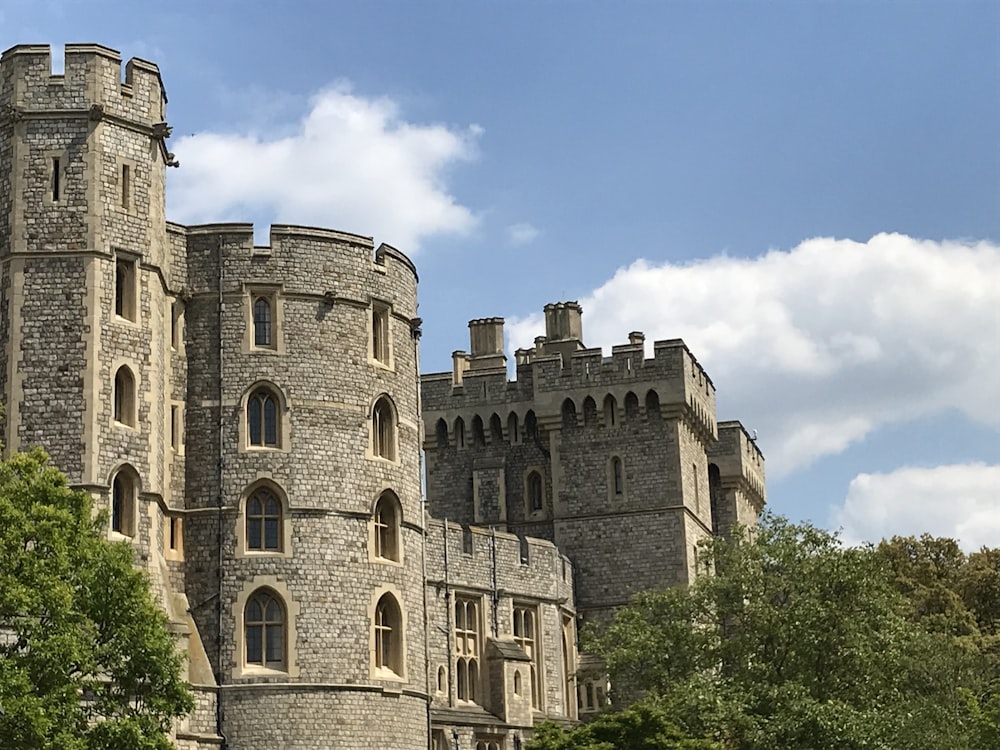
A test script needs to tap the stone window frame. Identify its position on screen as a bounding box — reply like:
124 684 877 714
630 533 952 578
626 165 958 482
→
578 677 608 714
454 593 484 705
116 156 137 214
169 401 184 454
164 512 184 561
369 298 394 370
524 466 546 519
513 601 543 711
113 251 140 324
238 380 291 453
369 489 403 566
608 455 626 501
475 737 504 750
170 299 185 352
368 394 399 464
108 463 140 540
368 585 408 682
243 285 285 354
112 363 138 429
42 148 68 206
232 576 300 680
235 479 293 559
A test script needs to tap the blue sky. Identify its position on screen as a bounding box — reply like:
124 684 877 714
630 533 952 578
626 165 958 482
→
4 1 998 547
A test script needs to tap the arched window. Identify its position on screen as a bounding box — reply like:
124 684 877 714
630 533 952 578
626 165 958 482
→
470 415 485 448
245 589 285 669
247 387 280 447
625 391 639 420
113 366 135 426
373 492 401 562
436 418 448 448
611 456 624 498
525 410 538 439
645 389 661 420
583 396 598 426
561 398 577 429
437 665 446 693
374 593 403 676
246 488 282 552
253 296 272 347
527 471 543 513
489 413 503 444
372 397 396 461
603 394 617 427
454 417 466 449
111 467 137 536
514 604 540 709
455 597 481 703
507 412 519 445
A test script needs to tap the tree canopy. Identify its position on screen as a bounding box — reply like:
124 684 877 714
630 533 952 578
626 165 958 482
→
532 516 1000 750
0 449 193 750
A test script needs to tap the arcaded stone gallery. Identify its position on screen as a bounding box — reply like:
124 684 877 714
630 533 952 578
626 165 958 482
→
0 44 765 749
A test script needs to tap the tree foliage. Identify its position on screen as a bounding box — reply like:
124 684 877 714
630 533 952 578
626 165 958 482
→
561 515 997 750
528 701 721 750
0 449 193 750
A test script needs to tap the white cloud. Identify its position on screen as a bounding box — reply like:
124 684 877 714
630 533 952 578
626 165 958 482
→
506 222 540 246
832 463 1000 550
167 84 481 252
505 234 1000 476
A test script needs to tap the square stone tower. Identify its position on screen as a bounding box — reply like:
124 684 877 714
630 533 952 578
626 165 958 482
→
421 303 766 622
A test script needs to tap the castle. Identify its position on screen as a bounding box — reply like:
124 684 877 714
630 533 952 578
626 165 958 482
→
0 44 765 749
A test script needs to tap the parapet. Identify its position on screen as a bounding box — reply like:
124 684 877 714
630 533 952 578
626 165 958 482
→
175 223 419 309
0 44 166 124
709 421 766 509
424 519 574 604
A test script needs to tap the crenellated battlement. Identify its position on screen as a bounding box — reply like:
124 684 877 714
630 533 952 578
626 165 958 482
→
0 44 166 126
422 305 718 442
710 421 767 509
173 223 419 313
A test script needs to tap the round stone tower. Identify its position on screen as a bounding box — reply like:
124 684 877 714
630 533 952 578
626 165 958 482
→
181 223 427 748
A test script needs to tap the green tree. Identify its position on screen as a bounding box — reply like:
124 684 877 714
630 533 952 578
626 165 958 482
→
528 700 721 750
0 449 193 750
587 515 979 750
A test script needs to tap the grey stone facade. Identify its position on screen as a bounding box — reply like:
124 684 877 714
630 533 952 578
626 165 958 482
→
0 42 763 750
421 304 767 627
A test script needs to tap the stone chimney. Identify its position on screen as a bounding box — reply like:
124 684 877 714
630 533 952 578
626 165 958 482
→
540 301 585 364
467 318 506 370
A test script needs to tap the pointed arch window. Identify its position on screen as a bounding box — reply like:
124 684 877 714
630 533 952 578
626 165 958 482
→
373 492 401 562
111 467 137 537
372 397 397 461
113 366 136 427
514 604 540 709
527 471 543 513
455 596 481 703
374 593 404 676
248 388 280 447
247 488 282 552
245 589 285 669
611 456 624 498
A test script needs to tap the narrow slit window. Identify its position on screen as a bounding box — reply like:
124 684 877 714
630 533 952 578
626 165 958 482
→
170 405 178 449
51 157 60 201
121 164 130 208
